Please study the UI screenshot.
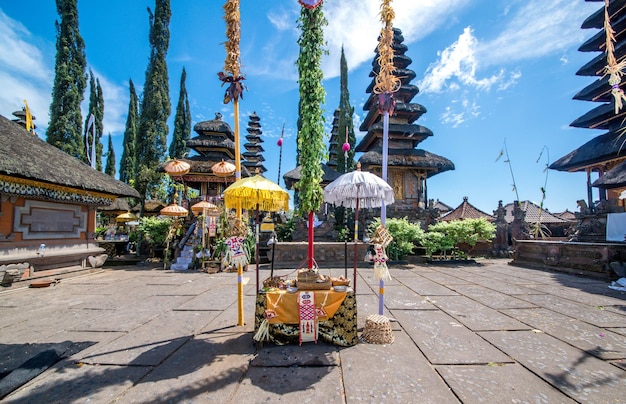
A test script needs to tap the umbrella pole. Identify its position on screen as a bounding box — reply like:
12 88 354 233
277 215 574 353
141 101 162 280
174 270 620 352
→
255 204 260 293
354 194 359 293
308 211 314 269
270 238 276 278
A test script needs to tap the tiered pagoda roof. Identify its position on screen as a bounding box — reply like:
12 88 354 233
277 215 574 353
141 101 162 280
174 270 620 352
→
356 27 453 178
551 0 626 183
326 109 340 170
174 112 248 188
242 111 266 174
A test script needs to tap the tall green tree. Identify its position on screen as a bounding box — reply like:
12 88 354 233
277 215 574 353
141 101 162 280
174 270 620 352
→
46 0 87 161
104 133 116 177
119 79 138 184
135 0 171 204
85 70 105 170
169 67 191 159
335 46 356 174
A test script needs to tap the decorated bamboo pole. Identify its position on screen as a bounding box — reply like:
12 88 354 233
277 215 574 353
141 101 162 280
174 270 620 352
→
220 0 246 326
296 0 326 270
373 0 399 316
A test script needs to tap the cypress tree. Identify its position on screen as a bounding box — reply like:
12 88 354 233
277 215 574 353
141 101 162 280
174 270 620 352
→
46 0 87 161
135 0 171 203
119 79 138 184
85 70 105 170
169 67 191 159
104 133 116 177
335 46 356 174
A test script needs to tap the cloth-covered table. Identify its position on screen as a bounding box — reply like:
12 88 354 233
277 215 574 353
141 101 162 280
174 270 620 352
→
254 290 358 346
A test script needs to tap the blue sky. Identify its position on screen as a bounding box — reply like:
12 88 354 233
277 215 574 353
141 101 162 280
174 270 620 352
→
0 0 604 214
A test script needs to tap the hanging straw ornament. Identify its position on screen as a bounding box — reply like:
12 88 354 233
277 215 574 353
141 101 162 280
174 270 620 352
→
219 0 246 103
603 0 626 113
373 0 401 115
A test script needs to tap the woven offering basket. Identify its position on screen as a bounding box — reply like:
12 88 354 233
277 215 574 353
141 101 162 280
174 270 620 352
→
296 274 332 290
331 276 351 286
361 314 394 344
297 269 319 283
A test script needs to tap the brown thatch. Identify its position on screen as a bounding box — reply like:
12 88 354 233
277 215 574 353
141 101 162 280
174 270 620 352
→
549 130 626 172
440 197 494 222
359 149 454 177
0 115 139 199
99 198 131 213
193 118 234 140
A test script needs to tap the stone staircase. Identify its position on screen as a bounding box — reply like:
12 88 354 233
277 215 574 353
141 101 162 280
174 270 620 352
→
170 244 195 271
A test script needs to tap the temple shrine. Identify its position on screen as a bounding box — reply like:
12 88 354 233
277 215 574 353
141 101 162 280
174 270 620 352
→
172 112 249 202
356 27 454 223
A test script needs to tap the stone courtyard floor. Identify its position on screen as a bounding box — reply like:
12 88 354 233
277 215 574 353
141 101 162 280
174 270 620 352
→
1 258 625 403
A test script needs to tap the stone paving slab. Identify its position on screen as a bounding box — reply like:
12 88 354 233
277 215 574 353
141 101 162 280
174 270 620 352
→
175 281 252 311
230 364 344 402
449 273 547 295
525 283 626 307
501 307 626 360
446 284 538 309
341 330 459 403
251 343 339 367
66 308 162 333
412 268 475 285
114 332 255 403
3 358 150 403
427 295 529 331
382 284 437 311
517 294 626 328
396 275 459 296
435 363 577 403
80 310 215 366
391 309 512 365
197 294 256 334
479 330 626 403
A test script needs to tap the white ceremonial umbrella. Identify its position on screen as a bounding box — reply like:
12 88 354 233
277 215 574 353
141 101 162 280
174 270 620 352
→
323 165 395 291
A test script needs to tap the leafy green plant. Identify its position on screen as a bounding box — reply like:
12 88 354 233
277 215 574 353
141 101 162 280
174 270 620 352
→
421 219 496 259
137 216 173 256
276 218 296 241
368 217 425 260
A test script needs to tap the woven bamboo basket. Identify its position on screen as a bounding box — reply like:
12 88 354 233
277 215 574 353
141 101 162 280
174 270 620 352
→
361 314 394 344
331 276 351 286
296 274 332 290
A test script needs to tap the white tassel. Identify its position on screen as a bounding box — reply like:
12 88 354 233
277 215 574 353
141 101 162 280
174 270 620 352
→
374 262 391 281
253 319 269 342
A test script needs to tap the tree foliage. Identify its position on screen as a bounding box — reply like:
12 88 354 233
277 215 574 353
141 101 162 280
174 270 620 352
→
335 46 355 174
46 0 87 161
104 133 116 177
85 70 104 170
368 217 424 260
421 218 496 259
169 67 191 159
135 0 171 204
295 5 327 216
119 79 138 184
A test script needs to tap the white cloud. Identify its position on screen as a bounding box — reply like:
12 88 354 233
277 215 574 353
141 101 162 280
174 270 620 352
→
419 27 503 94
476 0 597 66
321 0 472 78
0 10 53 133
90 71 129 136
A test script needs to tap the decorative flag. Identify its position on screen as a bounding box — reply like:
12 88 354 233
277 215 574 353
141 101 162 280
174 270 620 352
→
23 100 34 133
299 0 323 9
85 114 96 168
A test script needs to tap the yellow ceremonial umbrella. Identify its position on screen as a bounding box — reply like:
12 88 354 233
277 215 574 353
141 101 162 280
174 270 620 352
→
223 174 289 292
115 212 138 223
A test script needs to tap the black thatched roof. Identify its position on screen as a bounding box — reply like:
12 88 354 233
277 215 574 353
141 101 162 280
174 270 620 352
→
283 163 341 190
549 130 626 171
581 0 626 30
359 149 455 177
0 115 139 199
592 159 626 188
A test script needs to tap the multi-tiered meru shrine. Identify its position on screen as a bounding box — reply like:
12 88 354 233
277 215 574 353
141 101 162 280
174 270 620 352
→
356 27 454 223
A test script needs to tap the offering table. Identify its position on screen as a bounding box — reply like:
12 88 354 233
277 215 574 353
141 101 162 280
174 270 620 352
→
254 289 357 346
